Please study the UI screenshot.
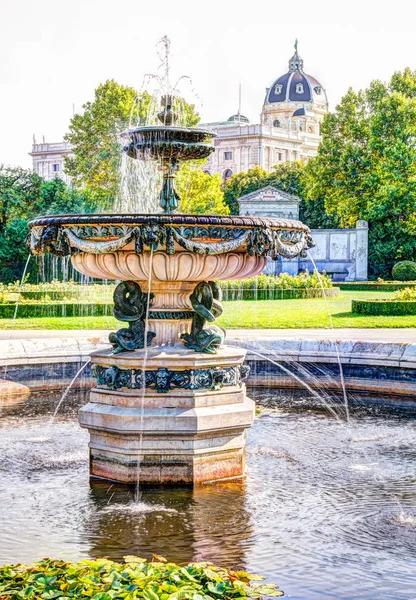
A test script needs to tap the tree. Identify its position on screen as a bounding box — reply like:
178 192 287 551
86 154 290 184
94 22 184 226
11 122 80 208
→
222 161 338 228
0 218 31 283
176 163 229 215
0 166 43 233
0 167 93 283
223 166 269 215
39 178 96 215
65 79 200 210
305 69 416 277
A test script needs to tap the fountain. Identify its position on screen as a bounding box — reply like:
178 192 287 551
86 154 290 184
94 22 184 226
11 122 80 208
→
28 61 314 485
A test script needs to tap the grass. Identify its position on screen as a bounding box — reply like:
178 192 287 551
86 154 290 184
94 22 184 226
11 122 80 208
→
1 291 415 330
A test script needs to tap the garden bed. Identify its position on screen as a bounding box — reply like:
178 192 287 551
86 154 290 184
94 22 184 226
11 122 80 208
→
352 299 416 315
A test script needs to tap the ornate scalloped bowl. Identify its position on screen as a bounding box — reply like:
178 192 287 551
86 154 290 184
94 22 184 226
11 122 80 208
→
122 126 215 162
28 213 314 345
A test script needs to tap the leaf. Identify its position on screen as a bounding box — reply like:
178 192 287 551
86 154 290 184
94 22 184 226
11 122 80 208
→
124 557 147 564
143 589 160 600
152 555 167 563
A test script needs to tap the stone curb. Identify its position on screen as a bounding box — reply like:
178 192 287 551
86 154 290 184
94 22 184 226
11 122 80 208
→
0 334 415 369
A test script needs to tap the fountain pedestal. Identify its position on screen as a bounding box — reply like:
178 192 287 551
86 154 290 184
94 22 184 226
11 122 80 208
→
79 346 254 484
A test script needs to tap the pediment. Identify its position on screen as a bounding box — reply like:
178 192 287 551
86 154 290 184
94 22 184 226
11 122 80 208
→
236 185 301 204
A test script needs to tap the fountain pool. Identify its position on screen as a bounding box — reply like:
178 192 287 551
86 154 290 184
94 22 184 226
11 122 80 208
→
1 388 415 600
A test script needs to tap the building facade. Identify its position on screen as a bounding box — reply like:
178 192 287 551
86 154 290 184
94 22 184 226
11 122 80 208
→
201 42 328 181
237 185 368 281
29 138 73 185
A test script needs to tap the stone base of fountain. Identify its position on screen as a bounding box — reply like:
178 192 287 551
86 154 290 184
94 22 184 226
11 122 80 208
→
78 346 254 484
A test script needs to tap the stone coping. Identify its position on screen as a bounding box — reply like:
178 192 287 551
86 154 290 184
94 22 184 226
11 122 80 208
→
1 331 416 370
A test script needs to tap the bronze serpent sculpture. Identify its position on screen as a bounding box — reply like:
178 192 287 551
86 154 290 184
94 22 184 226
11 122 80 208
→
109 281 156 353
180 281 225 354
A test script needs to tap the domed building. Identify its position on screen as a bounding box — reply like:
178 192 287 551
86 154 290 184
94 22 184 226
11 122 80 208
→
201 42 328 181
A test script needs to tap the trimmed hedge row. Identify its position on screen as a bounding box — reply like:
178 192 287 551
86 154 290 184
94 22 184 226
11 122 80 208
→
0 303 113 319
352 299 416 316
222 287 340 301
18 290 112 300
339 282 416 291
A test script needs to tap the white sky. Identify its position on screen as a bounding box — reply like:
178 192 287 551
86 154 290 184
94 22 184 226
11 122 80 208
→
1 0 415 168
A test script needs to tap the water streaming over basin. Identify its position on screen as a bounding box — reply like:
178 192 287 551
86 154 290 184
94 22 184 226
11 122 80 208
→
1 389 415 600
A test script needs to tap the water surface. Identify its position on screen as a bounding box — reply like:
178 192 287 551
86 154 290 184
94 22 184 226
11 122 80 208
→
0 390 415 600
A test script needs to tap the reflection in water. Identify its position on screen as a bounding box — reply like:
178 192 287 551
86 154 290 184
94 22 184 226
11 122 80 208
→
88 480 251 567
0 388 415 600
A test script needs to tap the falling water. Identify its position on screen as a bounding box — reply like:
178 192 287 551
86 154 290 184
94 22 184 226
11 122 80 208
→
1 255 32 415
11 255 31 324
307 252 350 422
115 149 161 214
49 359 91 425
135 247 154 502
242 348 342 421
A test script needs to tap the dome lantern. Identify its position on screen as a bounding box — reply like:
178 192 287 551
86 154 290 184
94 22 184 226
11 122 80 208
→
288 39 304 72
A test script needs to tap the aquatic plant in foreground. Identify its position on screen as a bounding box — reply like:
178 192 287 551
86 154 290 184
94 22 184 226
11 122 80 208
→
0 556 284 599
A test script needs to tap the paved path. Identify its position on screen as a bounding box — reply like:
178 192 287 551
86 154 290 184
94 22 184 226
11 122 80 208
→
1 328 415 343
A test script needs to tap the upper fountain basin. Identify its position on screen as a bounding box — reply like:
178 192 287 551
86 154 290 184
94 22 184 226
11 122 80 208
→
121 126 215 162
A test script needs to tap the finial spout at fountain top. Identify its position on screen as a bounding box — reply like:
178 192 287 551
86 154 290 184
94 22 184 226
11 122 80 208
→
157 95 179 126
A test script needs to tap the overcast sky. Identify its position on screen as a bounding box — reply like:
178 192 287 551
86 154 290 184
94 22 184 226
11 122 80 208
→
1 0 415 168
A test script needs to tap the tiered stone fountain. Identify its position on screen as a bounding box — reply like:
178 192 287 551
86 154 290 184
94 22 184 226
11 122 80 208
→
29 94 314 485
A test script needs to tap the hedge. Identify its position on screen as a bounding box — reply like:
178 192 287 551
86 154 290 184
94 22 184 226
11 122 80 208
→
222 287 340 301
392 260 416 281
339 282 416 291
18 290 111 300
352 299 416 316
0 557 283 599
0 303 113 319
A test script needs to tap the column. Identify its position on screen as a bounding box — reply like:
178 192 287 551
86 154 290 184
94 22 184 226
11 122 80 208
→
355 220 368 281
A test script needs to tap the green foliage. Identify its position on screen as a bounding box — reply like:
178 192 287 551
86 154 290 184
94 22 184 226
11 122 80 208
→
339 281 416 291
219 271 333 292
0 168 95 284
176 163 229 215
299 196 340 229
352 299 416 315
267 162 306 197
0 165 43 231
222 162 338 228
0 218 31 283
305 69 416 278
0 166 43 282
65 80 147 209
223 166 269 215
39 178 97 215
65 80 200 210
391 260 416 281
393 287 416 300
0 557 283 600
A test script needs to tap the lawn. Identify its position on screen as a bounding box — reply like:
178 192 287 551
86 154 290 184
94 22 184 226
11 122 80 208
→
1 291 416 330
